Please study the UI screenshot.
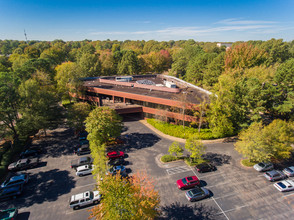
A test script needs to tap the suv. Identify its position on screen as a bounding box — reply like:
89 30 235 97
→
69 191 102 210
1 173 29 189
20 149 39 159
0 185 23 200
264 170 287 182
76 165 94 177
71 156 93 169
75 145 91 156
177 176 200 190
253 162 274 172
195 162 216 173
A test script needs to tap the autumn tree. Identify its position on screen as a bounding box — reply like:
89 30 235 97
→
224 42 268 70
90 171 160 220
168 142 184 158
185 136 206 161
235 120 294 162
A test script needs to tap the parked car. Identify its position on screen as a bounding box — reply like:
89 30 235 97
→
76 165 94 177
107 166 127 176
0 208 18 220
74 145 91 156
264 170 287 182
0 185 23 200
107 158 125 166
253 162 274 172
78 131 88 139
8 158 39 171
71 156 93 169
79 139 89 146
185 186 210 202
69 190 101 210
20 149 39 159
274 180 294 192
1 173 29 189
107 151 124 159
282 166 294 177
195 162 216 173
177 176 200 190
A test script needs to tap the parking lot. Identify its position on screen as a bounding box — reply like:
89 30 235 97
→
1 119 294 219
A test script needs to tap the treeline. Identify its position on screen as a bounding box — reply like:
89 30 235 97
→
0 38 294 140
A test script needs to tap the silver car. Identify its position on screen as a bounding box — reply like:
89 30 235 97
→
282 166 294 177
264 170 287 182
253 162 274 172
185 186 210 202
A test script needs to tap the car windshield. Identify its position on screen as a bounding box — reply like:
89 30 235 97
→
89 191 94 199
285 167 294 172
190 187 202 195
277 182 286 189
258 162 265 167
2 180 9 186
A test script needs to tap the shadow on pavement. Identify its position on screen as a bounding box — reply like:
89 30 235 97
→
16 212 30 220
121 133 161 152
0 169 76 209
202 152 231 166
159 202 219 220
34 127 77 158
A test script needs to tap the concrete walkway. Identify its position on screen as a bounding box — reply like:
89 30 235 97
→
139 120 234 144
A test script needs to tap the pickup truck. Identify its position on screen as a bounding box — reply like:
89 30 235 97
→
69 190 101 210
71 156 93 169
8 158 39 171
0 208 18 220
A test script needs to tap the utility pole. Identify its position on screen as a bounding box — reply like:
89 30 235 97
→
24 29 28 44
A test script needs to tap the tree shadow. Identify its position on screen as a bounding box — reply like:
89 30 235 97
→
120 133 161 152
159 202 219 220
0 169 76 209
16 212 30 220
34 127 77 158
202 152 231 166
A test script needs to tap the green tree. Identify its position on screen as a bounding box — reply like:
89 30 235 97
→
18 72 61 136
235 120 294 162
118 50 139 75
90 171 160 220
185 136 206 161
67 102 91 132
0 72 21 140
77 53 102 77
168 142 184 158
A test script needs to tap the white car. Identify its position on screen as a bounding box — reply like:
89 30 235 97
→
76 165 94 177
69 190 101 210
274 180 294 192
282 166 294 177
253 162 273 172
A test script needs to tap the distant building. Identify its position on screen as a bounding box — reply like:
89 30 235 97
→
217 43 232 51
73 74 211 124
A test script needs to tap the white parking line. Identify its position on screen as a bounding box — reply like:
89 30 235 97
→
282 192 294 198
166 166 192 175
198 172 224 178
216 204 250 215
189 166 230 220
75 183 96 189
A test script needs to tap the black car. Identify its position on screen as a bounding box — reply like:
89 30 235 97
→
0 185 23 200
20 149 39 159
107 158 125 166
75 145 91 156
195 162 216 173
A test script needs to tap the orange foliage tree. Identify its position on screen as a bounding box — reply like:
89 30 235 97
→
89 171 160 220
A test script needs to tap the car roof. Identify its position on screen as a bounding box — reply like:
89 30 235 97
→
186 176 198 181
279 180 294 187
19 159 28 163
267 170 279 175
10 174 26 181
77 165 90 171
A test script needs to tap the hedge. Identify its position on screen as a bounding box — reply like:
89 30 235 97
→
161 155 177 162
147 119 219 140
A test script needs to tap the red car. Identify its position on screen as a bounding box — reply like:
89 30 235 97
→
107 151 124 159
177 176 200 190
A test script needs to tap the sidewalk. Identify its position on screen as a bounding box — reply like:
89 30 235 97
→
139 120 233 144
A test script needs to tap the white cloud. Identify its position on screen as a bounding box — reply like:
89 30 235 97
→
216 18 278 25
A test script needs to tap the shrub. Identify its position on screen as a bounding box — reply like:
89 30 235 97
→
184 157 207 166
241 159 256 167
147 119 219 140
161 155 177 163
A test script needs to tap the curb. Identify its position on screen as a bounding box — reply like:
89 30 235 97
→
139 120 232 144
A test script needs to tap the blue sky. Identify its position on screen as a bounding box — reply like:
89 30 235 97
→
0 0 293 42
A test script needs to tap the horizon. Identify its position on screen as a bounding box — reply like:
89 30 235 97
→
1 0 294 42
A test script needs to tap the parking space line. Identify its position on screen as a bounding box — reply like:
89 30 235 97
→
213 192 240 200
282 192 294 198
217 204 250 215
75 183 96 189
198 172 224 178
189 166 229 220
166 166 192 175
